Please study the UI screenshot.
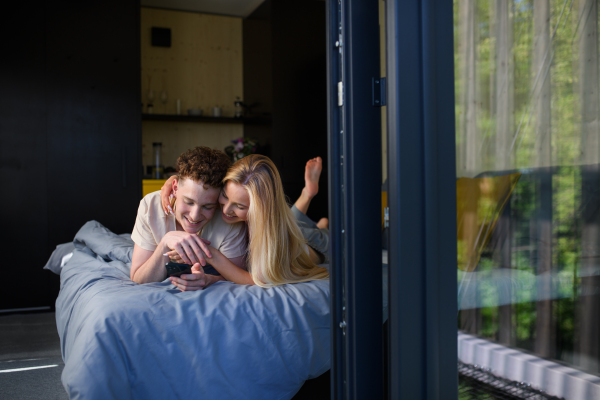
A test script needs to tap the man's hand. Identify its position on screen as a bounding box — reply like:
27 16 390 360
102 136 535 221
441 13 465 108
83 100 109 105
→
169 263 222 291
162 231 212 266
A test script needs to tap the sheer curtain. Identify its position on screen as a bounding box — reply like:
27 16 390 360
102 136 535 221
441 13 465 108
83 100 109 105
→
455 0 600 374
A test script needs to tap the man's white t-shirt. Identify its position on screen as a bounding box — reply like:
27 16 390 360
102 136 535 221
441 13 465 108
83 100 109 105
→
131 191 247 260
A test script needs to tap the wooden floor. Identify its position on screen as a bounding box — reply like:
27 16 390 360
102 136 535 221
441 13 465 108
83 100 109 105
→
0 311 67 399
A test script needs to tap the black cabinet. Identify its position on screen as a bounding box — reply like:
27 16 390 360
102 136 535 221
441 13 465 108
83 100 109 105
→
0 0 141 310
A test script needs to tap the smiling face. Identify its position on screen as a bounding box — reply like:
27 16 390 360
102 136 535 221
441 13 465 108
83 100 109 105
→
219 181 250 224
173 177 220 233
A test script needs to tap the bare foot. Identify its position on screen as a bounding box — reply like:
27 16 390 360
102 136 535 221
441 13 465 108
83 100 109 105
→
317 218 329 230
294 157 323 215
303 157 322 199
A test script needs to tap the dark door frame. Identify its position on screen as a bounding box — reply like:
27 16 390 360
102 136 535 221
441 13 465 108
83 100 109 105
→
385 0 457 398
327 0 458 398
326 0 383 399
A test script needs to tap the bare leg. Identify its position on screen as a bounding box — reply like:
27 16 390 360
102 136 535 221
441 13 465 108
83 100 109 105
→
294 157 322 215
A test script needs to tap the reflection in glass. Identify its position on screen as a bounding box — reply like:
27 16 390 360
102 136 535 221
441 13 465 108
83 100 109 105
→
455 0 600 376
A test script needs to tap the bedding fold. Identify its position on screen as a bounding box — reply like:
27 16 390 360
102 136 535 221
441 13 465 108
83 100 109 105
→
55 220 330 400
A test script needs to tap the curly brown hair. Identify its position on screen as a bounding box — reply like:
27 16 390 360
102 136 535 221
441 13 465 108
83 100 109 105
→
176 147 231 188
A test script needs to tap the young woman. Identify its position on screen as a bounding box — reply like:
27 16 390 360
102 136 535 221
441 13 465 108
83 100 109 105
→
164 155 329 288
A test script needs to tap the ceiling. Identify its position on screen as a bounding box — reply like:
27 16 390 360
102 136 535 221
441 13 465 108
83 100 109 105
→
140 0 266 18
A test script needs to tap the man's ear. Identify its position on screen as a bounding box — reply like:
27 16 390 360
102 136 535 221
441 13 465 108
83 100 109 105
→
172 178 179 196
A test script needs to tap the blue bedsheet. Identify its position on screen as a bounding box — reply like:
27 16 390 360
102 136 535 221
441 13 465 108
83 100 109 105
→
54 221 330 399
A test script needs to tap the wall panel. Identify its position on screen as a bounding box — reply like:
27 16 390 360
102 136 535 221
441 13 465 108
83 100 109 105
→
142 121 242 168
0 0 141 310
141 8 243 116
140 8 244 170
46 0 142 242
0 2 49 309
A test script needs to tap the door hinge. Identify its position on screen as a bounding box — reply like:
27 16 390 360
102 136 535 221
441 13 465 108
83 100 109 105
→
339 320 347 335
384 207 390 228
338 81 344 106
372 77 386 107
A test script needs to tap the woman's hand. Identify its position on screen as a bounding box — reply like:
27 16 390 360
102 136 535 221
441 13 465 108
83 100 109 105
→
162 231 212 266
169 263 223 291
161 175 177 215
164 251 185 264
199 246 255 285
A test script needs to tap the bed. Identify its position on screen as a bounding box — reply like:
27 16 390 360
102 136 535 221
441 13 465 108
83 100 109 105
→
46 220 331 400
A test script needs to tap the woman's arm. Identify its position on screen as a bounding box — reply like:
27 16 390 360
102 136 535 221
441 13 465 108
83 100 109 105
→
160 175 177 215
208 247 255 285
308 247 324 264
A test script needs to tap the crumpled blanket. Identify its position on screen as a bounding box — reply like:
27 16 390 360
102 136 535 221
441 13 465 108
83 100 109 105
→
55 220 330 400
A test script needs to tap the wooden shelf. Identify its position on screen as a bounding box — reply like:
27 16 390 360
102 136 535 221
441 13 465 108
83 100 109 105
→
141 114 271 125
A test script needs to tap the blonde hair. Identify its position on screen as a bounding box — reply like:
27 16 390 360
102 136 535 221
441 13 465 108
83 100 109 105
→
224 154 329 287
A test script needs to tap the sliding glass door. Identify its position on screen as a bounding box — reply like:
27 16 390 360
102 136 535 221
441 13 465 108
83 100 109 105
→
328 0 600 398
455 1 600 397
384 1 458 399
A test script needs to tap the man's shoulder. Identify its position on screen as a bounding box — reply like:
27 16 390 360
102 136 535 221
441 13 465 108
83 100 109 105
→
132 191 168 250
136 191 170 228
141 190 161 204
139 191 162 212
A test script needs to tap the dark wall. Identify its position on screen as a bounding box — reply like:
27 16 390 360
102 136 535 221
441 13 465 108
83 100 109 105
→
243 0 273 156
1 0 141 310
243 0 328 221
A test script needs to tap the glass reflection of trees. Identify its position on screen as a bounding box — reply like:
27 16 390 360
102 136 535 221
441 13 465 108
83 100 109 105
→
455 0 600 375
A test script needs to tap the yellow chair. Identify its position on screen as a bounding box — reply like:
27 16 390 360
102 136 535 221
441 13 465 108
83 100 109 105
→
381 172 520 272
456 172 521 272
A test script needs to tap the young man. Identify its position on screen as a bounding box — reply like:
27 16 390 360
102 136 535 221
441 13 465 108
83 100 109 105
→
130 147 246 291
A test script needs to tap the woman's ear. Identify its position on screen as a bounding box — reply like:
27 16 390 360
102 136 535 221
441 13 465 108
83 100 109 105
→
172 178 179 196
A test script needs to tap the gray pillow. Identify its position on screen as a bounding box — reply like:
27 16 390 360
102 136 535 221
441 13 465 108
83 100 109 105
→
43 242 76 275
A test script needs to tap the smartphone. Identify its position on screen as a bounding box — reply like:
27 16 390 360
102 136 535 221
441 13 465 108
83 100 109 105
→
165 262 192 277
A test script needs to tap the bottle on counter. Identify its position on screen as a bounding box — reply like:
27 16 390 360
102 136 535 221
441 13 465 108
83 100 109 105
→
152 142 163 179
234 97 244 118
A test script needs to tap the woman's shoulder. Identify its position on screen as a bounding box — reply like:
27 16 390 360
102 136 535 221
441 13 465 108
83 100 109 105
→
204 214 245 237
202 215 247 254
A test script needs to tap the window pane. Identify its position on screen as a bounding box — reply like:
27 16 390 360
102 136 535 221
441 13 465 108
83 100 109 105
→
454 0 600 383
